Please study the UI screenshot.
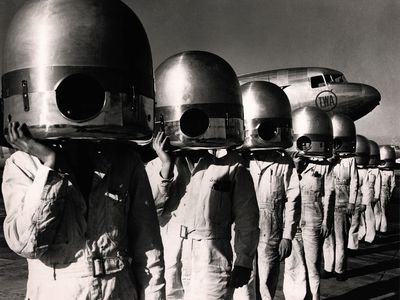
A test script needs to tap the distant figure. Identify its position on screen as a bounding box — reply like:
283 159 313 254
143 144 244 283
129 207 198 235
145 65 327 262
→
375 145 396 233
360 140 381 244
233 81 301 300
348 135 373 250
283 107 335 300
322 114 358 281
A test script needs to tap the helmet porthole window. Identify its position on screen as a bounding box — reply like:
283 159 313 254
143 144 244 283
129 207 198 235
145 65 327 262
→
56 74 105 122
297 136 312 151
334 138 343 150
180 108 209 137
257 121 277 141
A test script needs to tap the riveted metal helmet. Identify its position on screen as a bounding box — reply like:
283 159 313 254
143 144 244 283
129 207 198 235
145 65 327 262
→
379 145 396 169
240 81 292 150
291 106 333 157
331 114 356 154
155 51 244 150
1 0 154 143
355 135 370 166
368 140 380 167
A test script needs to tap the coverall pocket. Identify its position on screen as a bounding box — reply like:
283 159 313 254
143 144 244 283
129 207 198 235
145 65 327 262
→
209 181 232 225
259 208 282 243
306 175 323 198
336 183 350 205
301 201 323 229
270 175 285 200
105 189 128 241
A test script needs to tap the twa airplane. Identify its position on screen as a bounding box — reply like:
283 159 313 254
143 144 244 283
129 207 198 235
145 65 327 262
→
238 67 381 120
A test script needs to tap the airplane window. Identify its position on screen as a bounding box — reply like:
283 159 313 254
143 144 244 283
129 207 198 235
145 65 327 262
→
322 74 347 84
310 75 326 88
324 75 333 84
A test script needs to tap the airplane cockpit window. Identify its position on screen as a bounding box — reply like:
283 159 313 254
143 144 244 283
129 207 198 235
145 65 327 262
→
310 75 326 88
324 74 347 84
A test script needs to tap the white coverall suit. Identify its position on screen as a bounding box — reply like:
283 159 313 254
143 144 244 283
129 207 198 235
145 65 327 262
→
323 156 358 275
2 148 165 300
359 168 381 243
234 151 301 300
283 160 335 300
347 168 373 250
158 151 259 300
146 157 191 299
375 169 395 233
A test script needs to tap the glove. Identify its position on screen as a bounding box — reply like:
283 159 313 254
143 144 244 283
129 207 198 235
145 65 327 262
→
229 266 252 288
279 238 292 261
347 203 355 215
321 224 331 238
360 204 367 212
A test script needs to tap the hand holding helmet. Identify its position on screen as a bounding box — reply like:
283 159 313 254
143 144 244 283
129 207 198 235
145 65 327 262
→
6 121 55 168
152 131 175 179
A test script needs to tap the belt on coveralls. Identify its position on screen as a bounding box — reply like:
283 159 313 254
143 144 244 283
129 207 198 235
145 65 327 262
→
180 226 231 240
258 198 284 210
28 256 128 279
301 195 323 204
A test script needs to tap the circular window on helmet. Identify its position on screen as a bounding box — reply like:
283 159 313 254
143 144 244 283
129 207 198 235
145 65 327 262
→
297 136 312 151
180 108 209 137
56 74 105 122
257 121 277 141
333 138 343 150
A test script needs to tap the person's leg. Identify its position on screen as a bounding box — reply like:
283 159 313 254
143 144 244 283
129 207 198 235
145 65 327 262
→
334 209 348 279
303 228 322 300
258 242 280 300
380 194 389 233
322 229 334 274
365 203 376 243
160 223 184 299
283 233 307 300
348 207 361 250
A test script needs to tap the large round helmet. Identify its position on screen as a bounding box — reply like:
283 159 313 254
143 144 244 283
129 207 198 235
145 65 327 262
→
1 0 154 143
368 140 380 167
355 135 370 166
331 113 356 155
379 145 396 169
291 106 333 158
240 81 292 150
155 51 244 150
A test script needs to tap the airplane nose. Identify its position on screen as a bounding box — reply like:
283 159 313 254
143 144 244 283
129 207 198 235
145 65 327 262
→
363 84 381 106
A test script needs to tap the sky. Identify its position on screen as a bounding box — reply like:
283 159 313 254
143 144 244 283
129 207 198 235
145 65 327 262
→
0 0 399 145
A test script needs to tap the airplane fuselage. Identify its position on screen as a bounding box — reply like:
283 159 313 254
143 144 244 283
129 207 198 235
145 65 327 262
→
238 67 381 121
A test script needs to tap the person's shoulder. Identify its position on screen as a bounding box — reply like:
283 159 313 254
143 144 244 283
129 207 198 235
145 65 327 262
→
224 151 246 166
108 144 143 167
275 151 296 166
7 150 39 165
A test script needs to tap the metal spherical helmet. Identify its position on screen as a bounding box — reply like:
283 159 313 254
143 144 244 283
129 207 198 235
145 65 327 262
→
291 106 333 157
368 140 380 167
355 135 370 166
379 145 396 169
1 0 154 143
331 114 356 154
155 51 244 150
240 81 292 150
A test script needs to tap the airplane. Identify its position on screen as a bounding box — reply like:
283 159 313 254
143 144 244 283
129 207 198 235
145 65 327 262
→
238 67 381 121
